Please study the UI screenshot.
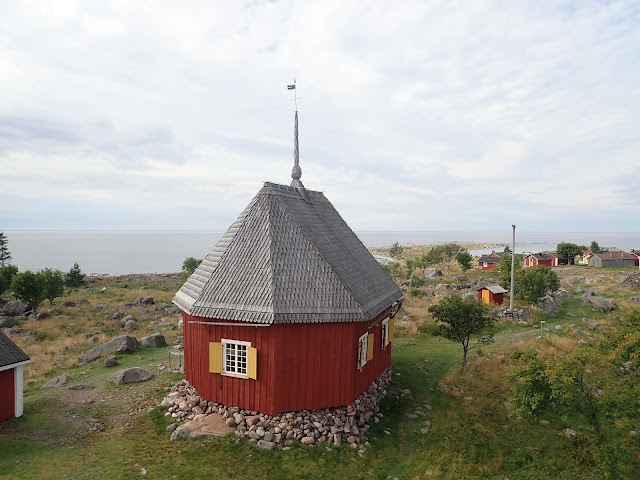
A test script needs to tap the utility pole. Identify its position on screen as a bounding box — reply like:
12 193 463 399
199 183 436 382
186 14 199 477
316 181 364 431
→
510 224 516 310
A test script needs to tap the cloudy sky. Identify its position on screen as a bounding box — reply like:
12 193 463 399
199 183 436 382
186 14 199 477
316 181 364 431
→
1 0 639 232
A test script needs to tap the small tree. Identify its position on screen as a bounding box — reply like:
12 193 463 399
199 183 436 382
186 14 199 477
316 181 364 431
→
0 265 19 296
11 270 46 315
41 268 65 306
389 242 404 260
590 240 601 254
497 252 523 292
517 265 559 303
182 257 203 277
428 294 495 373
430 243 465 276
456 251 473 272
65 262 86 287
0 232 11 267
555 242 582 263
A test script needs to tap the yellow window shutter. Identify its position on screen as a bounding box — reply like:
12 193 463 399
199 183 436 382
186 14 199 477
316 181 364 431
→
209 342 222 373
389 318 395 342
367 333 374 361
247 346 257 380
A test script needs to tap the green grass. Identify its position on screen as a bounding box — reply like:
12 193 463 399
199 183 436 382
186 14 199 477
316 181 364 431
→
2 270 639 479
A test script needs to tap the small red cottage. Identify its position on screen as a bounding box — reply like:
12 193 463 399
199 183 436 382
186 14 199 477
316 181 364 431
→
0 331 31 422
173 111 403 416
477 285 507 305
477 251 502 270
524 253 553 267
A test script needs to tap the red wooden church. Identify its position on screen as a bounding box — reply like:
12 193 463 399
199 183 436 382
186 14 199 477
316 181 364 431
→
173 110 403 416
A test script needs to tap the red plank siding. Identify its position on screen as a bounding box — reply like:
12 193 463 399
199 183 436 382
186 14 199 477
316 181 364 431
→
182 308 394 416
0 368 15 422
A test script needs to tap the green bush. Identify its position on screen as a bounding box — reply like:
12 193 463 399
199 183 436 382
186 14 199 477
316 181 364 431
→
409 287 422 297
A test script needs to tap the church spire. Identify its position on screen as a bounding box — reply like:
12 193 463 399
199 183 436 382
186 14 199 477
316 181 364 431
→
288 80 303 188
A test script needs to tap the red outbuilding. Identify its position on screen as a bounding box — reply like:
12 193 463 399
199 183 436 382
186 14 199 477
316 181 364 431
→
0 331 31 422
477 285 507 305
173 111 403 416
524 253 553 267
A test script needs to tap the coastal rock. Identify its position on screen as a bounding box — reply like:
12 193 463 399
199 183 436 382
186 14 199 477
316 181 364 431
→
104 355 117 367
78 335 138 363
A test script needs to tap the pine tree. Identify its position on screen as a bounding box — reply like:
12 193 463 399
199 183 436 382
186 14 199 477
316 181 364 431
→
65 262 86 287
0 232 12 267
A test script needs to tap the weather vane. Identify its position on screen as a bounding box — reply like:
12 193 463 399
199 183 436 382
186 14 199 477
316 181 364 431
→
287 79 300 110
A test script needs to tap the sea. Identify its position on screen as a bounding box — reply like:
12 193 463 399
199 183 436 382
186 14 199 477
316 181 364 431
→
3 230 639 276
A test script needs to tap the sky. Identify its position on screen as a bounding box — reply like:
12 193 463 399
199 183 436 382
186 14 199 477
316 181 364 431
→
1 0 639 232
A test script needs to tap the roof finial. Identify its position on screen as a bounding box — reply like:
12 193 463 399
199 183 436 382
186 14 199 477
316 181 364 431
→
288 79 303 187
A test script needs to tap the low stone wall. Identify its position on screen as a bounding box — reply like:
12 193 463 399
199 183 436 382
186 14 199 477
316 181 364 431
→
162 368 392 449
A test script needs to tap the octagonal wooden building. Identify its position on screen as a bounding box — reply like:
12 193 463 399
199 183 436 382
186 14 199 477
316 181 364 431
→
172 112 403 416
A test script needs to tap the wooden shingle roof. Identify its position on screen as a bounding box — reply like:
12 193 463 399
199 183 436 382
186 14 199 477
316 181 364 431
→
0 330 30 369
173 182 403 324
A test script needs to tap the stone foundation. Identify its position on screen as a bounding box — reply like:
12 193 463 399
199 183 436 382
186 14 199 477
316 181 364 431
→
161 368 392 449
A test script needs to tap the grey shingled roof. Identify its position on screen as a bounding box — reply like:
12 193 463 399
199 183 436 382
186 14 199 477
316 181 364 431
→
478 255 500 264
173 182 403 324
0 330 30 369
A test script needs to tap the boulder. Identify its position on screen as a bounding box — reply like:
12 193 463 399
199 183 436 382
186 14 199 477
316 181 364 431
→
113 367 153 385
43 374 68 388
104 355 117 367
78 335 138 363
584 295 618 312
2 300 29 317
36 311 51 320
257 440 277 451
62 301 76 308
123 319 140 331
453 275 468 283
140 333 166 348
135 296 155 306
425 268 443 278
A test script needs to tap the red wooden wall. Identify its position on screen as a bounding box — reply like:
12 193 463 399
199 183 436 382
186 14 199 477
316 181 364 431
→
0 368 15 422
182 311 393 416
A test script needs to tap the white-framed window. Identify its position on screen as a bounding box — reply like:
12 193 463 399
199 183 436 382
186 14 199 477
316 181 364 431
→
381 318 390 348
357 333 368 370
483 262 488 268
221 338 251 378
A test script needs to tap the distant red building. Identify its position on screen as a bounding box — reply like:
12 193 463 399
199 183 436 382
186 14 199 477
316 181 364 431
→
0 331 31 422
478 251 503 270
477 285 507 305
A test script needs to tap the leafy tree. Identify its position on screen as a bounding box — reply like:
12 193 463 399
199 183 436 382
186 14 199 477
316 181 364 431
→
456 251 473 272
428 294 495 373
503 245 511 255
404 258 416 279
590 240 601 254
389 242 404 260
517 265 559 303
182 257 203 277
381 262 401 276
430 243 465 276
508 348 632 479
496 252 523 292
556 242 582 262
0 265 19 296
65 262 86 287
11 270 46 315
41 268 65 306
0 232 11 267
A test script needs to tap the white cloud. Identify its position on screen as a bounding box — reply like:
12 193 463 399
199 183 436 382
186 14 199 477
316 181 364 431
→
1 0 639 231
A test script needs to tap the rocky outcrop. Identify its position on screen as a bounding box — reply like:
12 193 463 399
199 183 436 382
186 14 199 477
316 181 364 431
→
43 374 68 388
621 273 640 288
584 295 618 312
2 300 29 317
162 369 392 449
78 335 138 363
